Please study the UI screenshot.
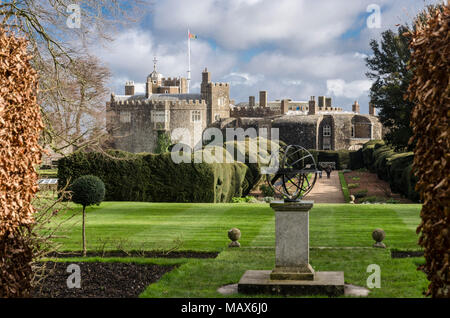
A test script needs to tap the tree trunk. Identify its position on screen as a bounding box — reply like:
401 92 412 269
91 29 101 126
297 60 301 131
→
82 206 86 257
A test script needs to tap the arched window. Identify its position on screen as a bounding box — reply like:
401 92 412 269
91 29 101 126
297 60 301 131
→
323 125 331 136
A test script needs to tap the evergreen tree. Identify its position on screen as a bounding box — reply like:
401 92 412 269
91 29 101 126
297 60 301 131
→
366 25 415 150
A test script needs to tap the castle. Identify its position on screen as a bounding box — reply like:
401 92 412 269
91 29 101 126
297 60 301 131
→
107 60 382 153
218 92 382 151
107 61 230 153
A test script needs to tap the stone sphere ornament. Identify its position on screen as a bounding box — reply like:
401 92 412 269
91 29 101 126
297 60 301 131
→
349 195 355 204
265 145 318 202
372 228 386 248
228 228 241 248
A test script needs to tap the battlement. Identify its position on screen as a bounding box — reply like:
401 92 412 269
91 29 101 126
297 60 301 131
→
212 82 229 87
231 106 281 118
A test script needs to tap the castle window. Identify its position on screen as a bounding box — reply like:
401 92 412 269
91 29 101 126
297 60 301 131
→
323 125 331 136
351 124 355 138
119 111 131 123
165 90 168 94
191 110 201 123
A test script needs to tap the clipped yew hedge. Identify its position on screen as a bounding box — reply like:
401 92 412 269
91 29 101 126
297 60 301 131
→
360 141 419 202
58 150 249 203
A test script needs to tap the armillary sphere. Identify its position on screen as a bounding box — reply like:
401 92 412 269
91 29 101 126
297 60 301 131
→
266 145 318 202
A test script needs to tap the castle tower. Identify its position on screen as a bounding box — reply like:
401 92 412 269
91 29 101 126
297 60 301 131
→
125 81 135 96
308 96 317 115
325 97 332 108
259 91 268 108
352 101 360 114
146 56 162 98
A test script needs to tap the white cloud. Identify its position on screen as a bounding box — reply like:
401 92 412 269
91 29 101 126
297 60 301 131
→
326 79 372 99
90 0 443 114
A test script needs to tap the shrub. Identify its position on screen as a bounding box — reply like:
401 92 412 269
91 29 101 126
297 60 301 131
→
70 175 105 256
348 183 359 189
386 198 400 204
263 197 275 203
352 177 360 181
349 149 364 170
232 196 257 203
58 150 249 203
360 196 384 203
354 189 368 199
362 140 385 168
260 184 275 197
338 171 350 203
70 175 105 208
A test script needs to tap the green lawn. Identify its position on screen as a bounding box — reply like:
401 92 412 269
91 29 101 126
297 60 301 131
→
47 202 427 298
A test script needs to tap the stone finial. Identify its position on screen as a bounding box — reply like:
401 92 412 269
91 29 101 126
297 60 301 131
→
372 229 386 248
349 195 355 204
228 228 241 247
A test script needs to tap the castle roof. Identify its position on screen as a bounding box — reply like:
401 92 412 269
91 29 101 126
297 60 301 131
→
114 93 202 102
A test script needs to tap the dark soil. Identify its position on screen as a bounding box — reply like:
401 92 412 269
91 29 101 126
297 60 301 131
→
48 250 219 259
344 171 412 203
391 251 424 258
31 261 175 298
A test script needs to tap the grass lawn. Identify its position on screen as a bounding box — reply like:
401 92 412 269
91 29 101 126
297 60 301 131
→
46 202 427 298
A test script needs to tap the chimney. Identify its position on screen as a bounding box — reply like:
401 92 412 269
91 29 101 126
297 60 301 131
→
249 96 255 107
259 91 267 108
369 103 376 116
281 99 289 114
318 96 326 109
125 81 135 96
352 101 360 114
308 96 317 115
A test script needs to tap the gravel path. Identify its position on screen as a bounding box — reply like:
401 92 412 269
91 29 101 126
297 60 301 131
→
306 171 345 203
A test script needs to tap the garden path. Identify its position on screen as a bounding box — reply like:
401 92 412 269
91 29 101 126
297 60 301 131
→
306 171 345 203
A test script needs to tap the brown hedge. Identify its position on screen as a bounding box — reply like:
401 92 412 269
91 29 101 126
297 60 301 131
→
0 27 43 297
407 4 450 298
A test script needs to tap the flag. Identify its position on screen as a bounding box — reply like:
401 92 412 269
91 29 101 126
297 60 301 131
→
189 32 198 39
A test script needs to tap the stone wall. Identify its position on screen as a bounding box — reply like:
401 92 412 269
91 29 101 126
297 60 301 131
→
214 113 383 151
107 98 207 153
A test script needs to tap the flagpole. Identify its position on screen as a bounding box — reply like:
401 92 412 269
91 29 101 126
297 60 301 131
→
187 28 191 94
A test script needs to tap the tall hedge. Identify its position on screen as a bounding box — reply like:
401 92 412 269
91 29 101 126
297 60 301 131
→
360 140 419 202
0 28 43 298
58 150 249 203
407 4 449 297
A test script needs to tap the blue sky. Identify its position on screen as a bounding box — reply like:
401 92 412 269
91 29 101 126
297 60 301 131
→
92 0 444 114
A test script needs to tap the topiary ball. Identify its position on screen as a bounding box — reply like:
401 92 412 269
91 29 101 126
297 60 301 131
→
228 228 241 241
372 228 386 243
70 175 105 208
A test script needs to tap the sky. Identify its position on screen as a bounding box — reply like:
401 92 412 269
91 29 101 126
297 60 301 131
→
92 0 444 114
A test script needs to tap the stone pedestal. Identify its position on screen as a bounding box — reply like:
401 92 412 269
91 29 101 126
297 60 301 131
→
238 200 345 296
270 201 315 281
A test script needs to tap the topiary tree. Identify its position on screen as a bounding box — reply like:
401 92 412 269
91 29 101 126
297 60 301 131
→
70 175 105 257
